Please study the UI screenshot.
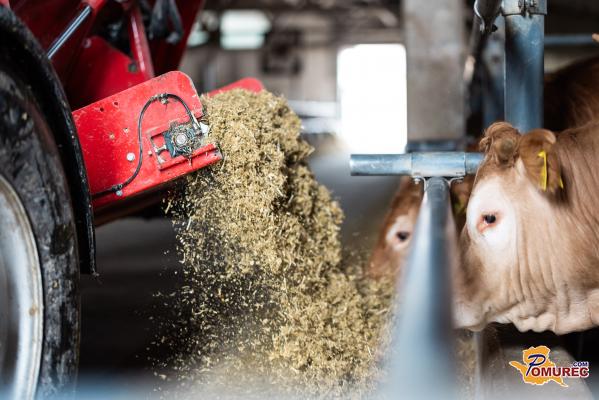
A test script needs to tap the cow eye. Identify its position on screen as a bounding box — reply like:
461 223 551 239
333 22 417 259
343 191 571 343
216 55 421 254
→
476 213 500 234
396 231 410 242
483 214 496 224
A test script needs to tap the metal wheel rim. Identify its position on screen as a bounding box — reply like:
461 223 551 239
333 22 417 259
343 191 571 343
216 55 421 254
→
0 173 43 399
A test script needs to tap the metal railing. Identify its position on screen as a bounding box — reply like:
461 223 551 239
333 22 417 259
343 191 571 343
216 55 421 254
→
350 152 483 178
351 154 482 399
350 0 550 397
503 0 546 131
387 177 456 399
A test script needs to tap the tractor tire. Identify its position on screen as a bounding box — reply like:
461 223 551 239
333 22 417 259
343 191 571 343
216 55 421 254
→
0 58 80 398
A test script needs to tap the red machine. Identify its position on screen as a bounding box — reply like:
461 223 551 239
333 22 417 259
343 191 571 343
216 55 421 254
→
3 0 263 265
11 0 261 211
0 1 265 397
73 72 262 216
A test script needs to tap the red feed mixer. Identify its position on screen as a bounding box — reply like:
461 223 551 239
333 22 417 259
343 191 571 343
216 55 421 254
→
0 1 264 396
12 0 260 212
2 0 262 261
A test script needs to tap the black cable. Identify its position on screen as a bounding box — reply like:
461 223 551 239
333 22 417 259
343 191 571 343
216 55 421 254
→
92 93 200 199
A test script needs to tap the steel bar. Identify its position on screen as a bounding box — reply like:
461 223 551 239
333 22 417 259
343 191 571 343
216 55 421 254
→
382 177 457 399
480 16 505 126
544 34 598 47
47 5 92 59
128 3 155 79
503 0 546 132
350 152 484 177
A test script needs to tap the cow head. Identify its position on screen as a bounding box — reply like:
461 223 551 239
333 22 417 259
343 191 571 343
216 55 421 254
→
368 177 423 279
455 122 573 333
368 174 474 280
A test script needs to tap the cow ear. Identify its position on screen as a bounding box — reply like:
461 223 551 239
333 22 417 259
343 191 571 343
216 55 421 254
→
519 129 563 193
479 122 521 166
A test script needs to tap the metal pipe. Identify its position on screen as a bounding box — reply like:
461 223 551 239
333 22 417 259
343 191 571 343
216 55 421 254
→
544 34 598 47
382 177 457 399
503 0 546 132
47 4 92 59
480 16 505 126
128 3 155 79
350 152 484 177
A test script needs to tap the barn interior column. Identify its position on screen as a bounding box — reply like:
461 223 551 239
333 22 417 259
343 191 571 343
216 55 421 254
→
403 0 466 149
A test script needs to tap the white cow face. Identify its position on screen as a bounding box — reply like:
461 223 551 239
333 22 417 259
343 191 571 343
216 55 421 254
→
454 122 568 333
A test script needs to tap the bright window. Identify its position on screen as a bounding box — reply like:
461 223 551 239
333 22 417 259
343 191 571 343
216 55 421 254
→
220 10 271 50
337 44 407 153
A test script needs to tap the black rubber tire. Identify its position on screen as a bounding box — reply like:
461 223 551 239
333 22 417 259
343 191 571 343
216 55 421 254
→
0 60 80 397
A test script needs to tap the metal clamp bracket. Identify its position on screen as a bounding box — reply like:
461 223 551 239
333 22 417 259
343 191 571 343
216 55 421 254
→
501 0 547 16
474 0 502 34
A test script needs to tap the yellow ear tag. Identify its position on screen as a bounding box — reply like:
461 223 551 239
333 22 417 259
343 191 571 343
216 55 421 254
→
453 199 466 215
537 150 548 191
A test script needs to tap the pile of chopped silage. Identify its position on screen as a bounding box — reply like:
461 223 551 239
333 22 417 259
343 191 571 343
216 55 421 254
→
154 88 478 399
156 89 395 398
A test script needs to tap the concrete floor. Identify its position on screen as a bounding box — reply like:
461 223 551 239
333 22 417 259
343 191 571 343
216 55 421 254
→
78 218 182 393
78 144 399 394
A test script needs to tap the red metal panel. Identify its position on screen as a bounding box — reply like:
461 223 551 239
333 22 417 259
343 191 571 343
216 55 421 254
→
12 0 81 49
73 71 264 211
73 71 208 210
14 0 204 107
209 77 265 95
67 36 149 109
128 3 154 79
87 0 110 15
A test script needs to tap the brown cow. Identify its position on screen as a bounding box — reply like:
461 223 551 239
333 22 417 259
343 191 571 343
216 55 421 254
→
545 55 599 131
368 55 599 279
366 162 477 279
455 121 599 334
368 177 423 279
